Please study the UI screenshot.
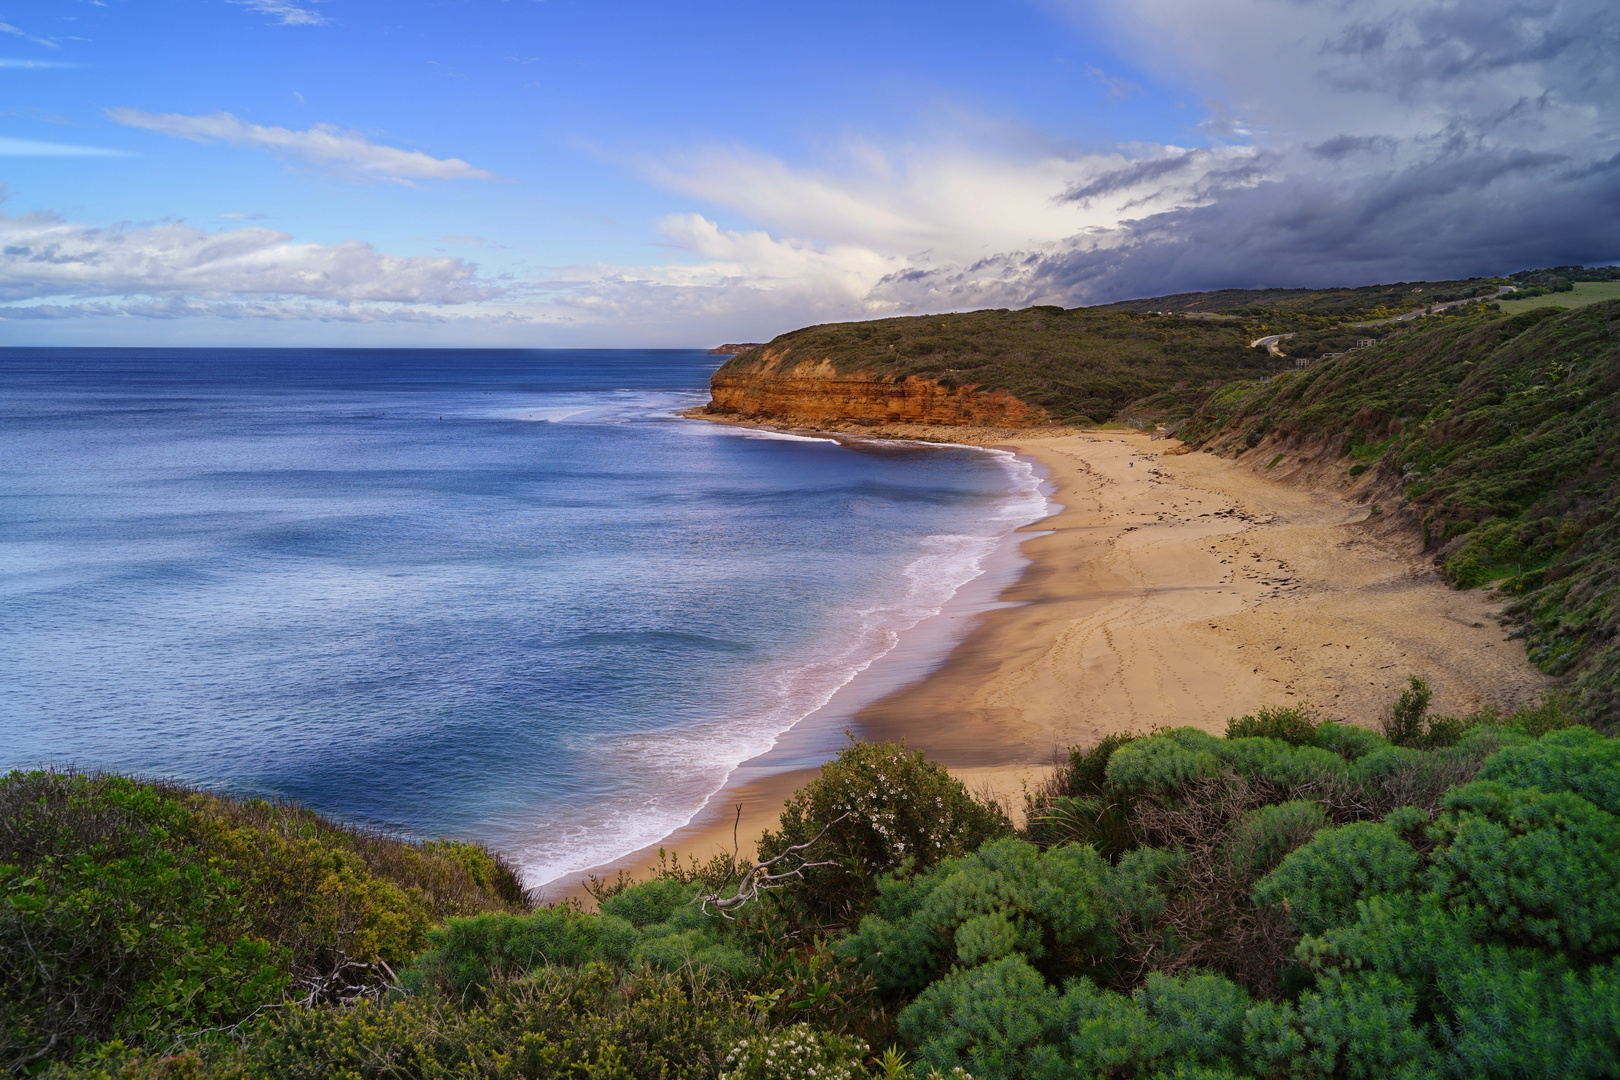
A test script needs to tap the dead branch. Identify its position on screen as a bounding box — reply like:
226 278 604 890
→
694 813 848 919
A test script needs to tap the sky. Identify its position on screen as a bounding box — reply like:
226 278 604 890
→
1 0 1617 347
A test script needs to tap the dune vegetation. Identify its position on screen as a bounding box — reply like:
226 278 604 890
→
6 688 1614 1078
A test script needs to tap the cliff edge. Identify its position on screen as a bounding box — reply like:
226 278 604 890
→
699 305 1281 429
706 349 1049 427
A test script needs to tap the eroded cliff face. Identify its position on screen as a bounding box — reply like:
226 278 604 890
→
705 352 1047 428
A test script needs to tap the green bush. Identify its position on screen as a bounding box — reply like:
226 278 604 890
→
1253 813 1424 935
1104 729 1224 795
1382 676 1434 746
1024 733 1137 856
841 838 1138 995
1476 724 1620 812
256 963 760 1080
1430 781 1620 956
1310 722 1388 761
898 955 1056 1080
1222 801 1327 876
1225 707 1318 746
902 962 1260 1080
0 770 523 1068
757 741 1011 925
1106 728 1360 802
1500 692 1581 738
401 879 759 998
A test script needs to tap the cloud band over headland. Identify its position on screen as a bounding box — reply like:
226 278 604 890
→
5 0 1615 343
869 0 1620 311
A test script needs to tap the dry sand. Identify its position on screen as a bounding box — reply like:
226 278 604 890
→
856 431 1550 812
545 429 1550 903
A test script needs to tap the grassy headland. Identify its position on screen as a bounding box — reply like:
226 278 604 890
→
716 307 1281 425
716 274 1528 426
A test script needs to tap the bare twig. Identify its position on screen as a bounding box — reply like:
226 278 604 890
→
694 813 849 919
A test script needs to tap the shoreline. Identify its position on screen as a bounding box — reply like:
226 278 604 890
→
542 422 1552 905
532 431 1056 904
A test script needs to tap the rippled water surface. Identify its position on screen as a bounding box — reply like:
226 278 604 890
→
0 348 1043 884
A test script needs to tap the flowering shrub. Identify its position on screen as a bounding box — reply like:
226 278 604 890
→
756 740 1011 925
719 1025 869 1080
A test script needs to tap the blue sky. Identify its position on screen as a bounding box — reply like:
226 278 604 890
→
2 0 1616 346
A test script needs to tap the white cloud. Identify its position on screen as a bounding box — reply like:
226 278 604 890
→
644 138 1272 270
106 109 505 184
478 216 905 339
0 136 123 156
1068 0 1618 152
0 298 477 323
230 0 327 27
0 19 61 48
0 209 497 305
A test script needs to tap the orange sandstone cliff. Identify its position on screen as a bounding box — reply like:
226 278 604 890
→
704 349 1048 428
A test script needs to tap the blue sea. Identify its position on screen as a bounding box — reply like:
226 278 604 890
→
0 349 1045 886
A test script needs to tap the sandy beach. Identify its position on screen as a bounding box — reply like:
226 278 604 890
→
549 428 1551 902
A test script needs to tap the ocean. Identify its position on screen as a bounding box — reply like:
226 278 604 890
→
0 348 1046 887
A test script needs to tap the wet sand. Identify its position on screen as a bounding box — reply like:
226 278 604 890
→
544 429 1550 903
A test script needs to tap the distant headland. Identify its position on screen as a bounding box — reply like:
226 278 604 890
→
707 343 765 355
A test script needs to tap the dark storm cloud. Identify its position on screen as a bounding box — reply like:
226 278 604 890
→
871 143 1619 310
1061 152 1200 205
1307 135 1395 161
870 0 1620 309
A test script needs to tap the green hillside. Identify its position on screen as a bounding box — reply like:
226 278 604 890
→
719 307 1279 424
718 272 1583 425
1180 300 1620 726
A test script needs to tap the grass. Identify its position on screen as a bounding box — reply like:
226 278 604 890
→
1498 280 1620 315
